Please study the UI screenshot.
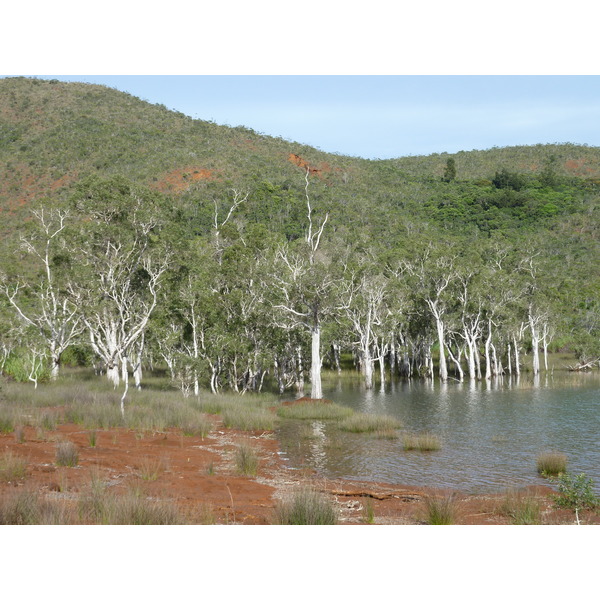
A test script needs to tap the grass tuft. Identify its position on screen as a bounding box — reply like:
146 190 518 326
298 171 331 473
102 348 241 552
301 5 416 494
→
0 451 28 482
221 405 277 431
498 490 542 524
277 401 354 421
537 452 567 477
273 486 338 525
137 457 165 481
234 443 260 476
403 432 441 451
338 413 402 433
422 493 458 524
55 441 79 467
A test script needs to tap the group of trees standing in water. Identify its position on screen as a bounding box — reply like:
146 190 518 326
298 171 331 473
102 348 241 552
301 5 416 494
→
0 167 598 405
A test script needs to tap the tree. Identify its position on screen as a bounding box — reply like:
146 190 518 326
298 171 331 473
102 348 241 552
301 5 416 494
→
1 207 83 380
69 176 171 411
442 158 457 183
271 169 333 399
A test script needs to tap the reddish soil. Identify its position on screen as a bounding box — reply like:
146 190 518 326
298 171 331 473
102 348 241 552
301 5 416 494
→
150 167 216 194
2 415 597 525
0 164 77 215
288 153 333 179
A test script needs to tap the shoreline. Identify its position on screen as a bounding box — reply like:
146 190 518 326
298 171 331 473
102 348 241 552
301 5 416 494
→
1 416 597 525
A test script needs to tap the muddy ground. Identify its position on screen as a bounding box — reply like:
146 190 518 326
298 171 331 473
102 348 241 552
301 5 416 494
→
1 415 597 525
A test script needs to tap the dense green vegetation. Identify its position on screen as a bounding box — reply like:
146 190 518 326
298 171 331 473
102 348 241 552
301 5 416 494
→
0 77 599 400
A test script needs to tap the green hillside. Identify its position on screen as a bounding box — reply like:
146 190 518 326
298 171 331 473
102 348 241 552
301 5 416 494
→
0 76 598 394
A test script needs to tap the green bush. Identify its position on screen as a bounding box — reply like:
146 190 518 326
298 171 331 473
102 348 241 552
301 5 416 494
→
552 473 599 514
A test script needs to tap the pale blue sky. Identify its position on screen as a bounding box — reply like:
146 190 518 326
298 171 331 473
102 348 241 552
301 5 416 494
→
34 75 600 159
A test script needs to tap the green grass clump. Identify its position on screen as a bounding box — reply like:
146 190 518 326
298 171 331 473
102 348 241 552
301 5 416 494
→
403 432 441 451
362 498 375 524
234 444 260 476
55 441 79 467
422 493 458 524
498 490 542 524
338 413 402 433
0 489 74 525
181 416 212 438
137 457 165 481
537 452 567 477
105 488 184 525
0 415 14 433
273 487 338 525
0 451 28 482
78 480 185 524
221 405 277 431
277 401 354 421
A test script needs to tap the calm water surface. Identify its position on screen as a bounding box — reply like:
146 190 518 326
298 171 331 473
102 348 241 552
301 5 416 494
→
275 373 600 493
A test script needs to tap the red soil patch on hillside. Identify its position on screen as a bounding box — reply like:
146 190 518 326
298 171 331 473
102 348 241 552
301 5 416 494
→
0 164 77 214
288 153 333 179
151 167 217 194
565 158 597 176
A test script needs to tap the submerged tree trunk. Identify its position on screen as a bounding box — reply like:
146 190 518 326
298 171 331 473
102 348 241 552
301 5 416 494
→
362 345 374 390
512 334 521 377
529 309 540 376
311 324 323 399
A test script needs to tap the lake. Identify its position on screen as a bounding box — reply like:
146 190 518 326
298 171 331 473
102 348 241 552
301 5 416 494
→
275 372 600 494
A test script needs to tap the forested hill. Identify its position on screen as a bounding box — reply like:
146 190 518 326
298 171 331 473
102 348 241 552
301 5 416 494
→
0 76 599 389
2 76 600 239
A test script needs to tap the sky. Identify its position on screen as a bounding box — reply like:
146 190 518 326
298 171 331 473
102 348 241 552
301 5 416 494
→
25 75 600 159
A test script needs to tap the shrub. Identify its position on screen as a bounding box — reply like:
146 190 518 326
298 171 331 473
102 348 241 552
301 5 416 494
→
273 487 338 525
403 432 441 451
55 441 79 467
338 413 402 433
536 452 567 477
422 493 458 524
552 473 599 522
234 444 259 476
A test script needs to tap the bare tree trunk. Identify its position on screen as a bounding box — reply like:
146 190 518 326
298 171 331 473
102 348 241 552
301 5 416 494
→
295 346 304 392
362 346 374 389
484 319 493 380
529 307 540 375
435 318 448 382
311 325 323 399
512 335 520 377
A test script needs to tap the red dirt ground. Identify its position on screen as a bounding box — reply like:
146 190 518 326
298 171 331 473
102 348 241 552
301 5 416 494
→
2 414 597 525
150 167 216 194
